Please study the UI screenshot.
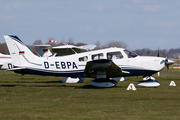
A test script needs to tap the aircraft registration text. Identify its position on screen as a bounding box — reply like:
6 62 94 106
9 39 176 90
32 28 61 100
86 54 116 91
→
44 62 78 69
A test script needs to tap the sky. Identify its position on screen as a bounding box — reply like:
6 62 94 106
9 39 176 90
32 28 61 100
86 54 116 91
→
0 0 180 50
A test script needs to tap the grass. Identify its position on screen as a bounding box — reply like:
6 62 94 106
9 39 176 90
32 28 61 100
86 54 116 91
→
0 68 180 120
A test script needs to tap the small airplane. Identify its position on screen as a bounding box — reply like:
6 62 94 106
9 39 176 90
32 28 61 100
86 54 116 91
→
0 53 13 69
4 35 175 87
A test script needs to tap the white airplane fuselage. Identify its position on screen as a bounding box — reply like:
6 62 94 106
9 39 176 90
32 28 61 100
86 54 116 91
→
14 47 167 78
0 53 13 69
4 35 175 81
4 35 175 87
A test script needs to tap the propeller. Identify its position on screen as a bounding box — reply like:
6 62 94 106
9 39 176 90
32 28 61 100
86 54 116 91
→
165 57 169 71
157 47 174 74
165 57 175 71
157 47 160 76
157 47 159 57
158 48 174 71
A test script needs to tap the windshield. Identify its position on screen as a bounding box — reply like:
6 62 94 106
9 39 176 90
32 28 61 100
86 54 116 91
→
124 49 138 58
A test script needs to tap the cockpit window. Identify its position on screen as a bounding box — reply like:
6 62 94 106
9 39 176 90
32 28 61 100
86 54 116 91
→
107 51 123 60
124 49 138 58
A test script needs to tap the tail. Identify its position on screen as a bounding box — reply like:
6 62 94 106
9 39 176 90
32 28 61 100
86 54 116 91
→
4 35 40 66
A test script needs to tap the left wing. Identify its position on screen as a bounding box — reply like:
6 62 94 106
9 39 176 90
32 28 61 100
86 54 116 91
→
84 59 129 78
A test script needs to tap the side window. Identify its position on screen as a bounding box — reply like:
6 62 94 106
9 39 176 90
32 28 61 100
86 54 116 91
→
92 53 103 60
107 51 123 60
79 56 88 62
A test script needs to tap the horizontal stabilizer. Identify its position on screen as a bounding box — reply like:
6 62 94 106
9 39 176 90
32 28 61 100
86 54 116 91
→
7 67 25 71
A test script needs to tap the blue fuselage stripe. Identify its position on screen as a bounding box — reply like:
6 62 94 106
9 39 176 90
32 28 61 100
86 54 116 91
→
14 68 157 78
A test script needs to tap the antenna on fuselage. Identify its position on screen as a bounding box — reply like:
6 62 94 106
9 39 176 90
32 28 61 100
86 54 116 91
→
157 47 160 77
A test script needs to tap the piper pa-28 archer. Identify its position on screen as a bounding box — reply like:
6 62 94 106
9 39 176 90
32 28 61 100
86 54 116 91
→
4 35 175 88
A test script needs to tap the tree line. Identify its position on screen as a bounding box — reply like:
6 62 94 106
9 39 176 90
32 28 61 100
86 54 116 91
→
0 38 180 58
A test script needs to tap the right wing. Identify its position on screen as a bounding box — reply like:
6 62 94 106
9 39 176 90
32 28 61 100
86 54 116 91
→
52 45 96 55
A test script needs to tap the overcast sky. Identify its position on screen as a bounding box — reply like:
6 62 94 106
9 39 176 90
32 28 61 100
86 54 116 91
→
0 0 180 50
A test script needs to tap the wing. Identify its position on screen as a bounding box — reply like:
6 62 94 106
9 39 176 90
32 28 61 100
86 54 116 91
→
84 59 129 78
52 45 87 55
52 45 96 55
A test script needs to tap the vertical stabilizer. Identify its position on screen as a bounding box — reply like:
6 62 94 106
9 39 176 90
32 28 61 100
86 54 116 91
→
4 35 40 66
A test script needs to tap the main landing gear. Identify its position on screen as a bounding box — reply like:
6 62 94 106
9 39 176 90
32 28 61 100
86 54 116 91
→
137 76 160 87
90 79 117 88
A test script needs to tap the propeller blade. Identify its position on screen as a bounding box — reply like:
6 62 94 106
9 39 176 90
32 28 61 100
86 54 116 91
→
167 65 169 71
157 47 159 57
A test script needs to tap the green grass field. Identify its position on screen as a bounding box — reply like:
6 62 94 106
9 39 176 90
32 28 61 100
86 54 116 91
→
0 68 180 120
